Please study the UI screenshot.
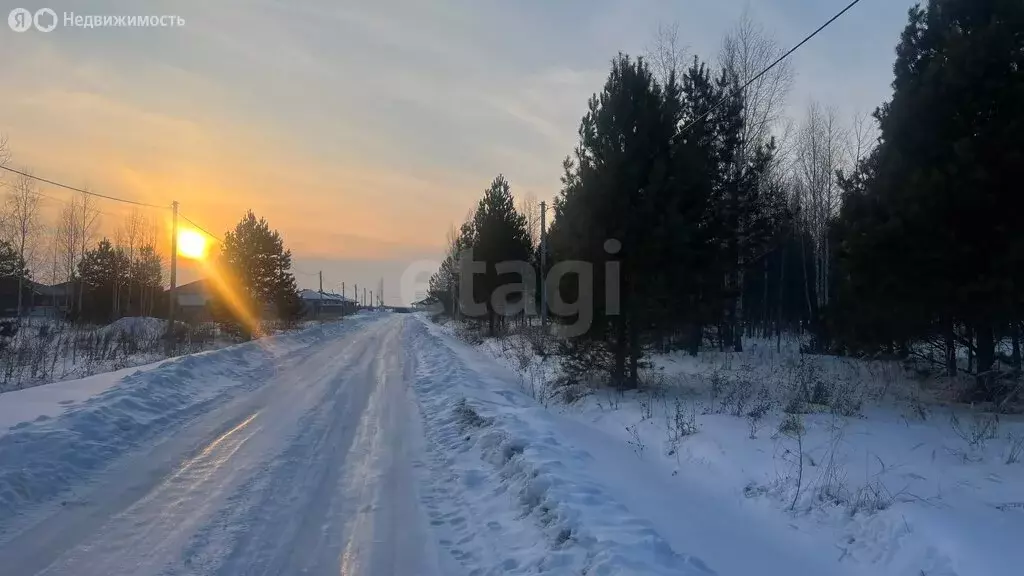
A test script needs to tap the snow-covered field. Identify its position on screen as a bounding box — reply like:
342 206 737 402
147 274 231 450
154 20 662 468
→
1 312 1020 575
0 317 217 393
464 323 1024 576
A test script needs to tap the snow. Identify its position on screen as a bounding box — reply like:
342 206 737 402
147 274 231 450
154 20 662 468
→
410 317 713 575
463 324 1024 576
2 311 1019 576
0 360 172 438
92 316 167 341
0 317 371 523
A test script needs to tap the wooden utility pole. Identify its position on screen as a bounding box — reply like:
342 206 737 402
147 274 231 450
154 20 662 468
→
317 270 323 319
363 287 366 308
341 281 345 318
166 200 179 354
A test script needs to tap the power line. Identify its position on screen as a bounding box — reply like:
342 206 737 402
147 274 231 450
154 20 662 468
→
22 189 119 219
0 165 169 209
679 0 865 135
178 212 221 242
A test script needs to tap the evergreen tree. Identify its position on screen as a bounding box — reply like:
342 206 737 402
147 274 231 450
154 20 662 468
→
467 175 532 336
219 211 301 330
836 0 1024 397
548 53 675 388
76 238 130 322
0 239 29 280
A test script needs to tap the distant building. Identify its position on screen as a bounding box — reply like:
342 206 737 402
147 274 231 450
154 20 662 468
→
299 289 357 318
0 279 78 319
169 279 214 322
411 296 440 311
31 281 75 318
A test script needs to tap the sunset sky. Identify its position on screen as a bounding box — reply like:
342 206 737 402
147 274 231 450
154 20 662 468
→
0 0 916 304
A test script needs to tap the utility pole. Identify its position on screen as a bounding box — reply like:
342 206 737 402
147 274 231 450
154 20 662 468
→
318 270 323 319
166 200 179 354
363 287 366 308
370 290 374 311
341 281 345 318
540 200 547 332
354 284 358 310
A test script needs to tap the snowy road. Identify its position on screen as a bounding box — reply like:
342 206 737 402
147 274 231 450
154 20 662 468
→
0 314 715 576
0 315 447 576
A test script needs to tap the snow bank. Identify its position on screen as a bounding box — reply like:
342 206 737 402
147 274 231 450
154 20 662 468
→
408 317 712 576
93 316 167 341
0 317 368 523
462 324 1024 576
0 360 173 438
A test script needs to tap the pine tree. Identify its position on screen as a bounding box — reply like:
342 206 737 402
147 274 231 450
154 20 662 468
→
76 238 131 322
836 0 1024 398
219 211 301 331
468 175 532 336
0 240 29 280
548 53 675 388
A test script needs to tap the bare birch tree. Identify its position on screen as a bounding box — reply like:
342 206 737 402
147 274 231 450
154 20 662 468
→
717 11 794 349
120 208 145 315
719 11 794 153
141 216 165 316
0 134 10 172
794 101 847 319
56 199 80 311
3 170 43 319
647 22 688 86
74 191 101 315
516 191 541 250
847 110 877 168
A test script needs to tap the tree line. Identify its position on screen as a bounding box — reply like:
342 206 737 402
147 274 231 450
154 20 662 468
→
0 144 169 324
430 0 1024 401
0 137 303 333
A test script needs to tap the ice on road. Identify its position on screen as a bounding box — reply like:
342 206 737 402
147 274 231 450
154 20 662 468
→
0 316 447 576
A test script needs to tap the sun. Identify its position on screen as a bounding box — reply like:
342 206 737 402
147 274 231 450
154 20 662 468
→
177 229 208 260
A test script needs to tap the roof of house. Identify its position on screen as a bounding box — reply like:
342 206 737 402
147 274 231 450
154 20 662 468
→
299 289 355 303
25 281 73 296
172 279 209 294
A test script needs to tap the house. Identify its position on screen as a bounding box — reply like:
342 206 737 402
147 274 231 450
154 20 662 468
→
0 277 45 318
0 279 74 319
28 281 74 319
169 279 214 322
411 296 440 311
299 289 357 319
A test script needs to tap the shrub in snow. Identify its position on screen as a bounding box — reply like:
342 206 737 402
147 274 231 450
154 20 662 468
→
722 373 755 417
1006 433 1024 465
453 322 484 346
625 423 646 458
777 413 804 437
782 356 863 417
454 398 491 430
949 411 999 457
551 338 609 404
666 397 700 454
745 387 773 438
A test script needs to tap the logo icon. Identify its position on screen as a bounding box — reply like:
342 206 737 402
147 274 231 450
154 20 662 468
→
33 8 57 32
8 8 32 32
